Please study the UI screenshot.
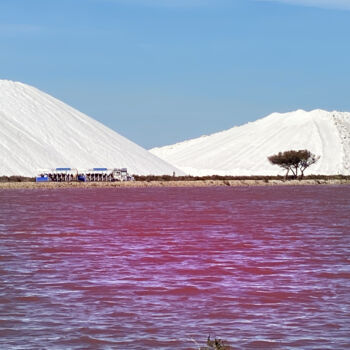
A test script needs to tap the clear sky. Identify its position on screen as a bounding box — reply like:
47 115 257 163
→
1 0 350 148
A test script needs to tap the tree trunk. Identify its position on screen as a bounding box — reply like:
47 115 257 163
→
290 167 297 179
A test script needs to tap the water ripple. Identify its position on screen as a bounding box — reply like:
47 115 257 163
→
0 186 349 349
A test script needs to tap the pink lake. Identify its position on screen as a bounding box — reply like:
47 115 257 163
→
0 186 349 349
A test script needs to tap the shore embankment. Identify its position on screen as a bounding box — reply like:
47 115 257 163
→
1 178 350 189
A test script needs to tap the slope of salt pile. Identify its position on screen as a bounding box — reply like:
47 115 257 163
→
150 109 350 176
0 80 183 176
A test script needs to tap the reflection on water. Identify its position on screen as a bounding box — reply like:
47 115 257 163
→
0 186 350 349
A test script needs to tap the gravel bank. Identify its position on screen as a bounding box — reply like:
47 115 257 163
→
1 179 350 189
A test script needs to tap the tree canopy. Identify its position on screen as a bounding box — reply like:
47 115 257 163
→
268 149 320 178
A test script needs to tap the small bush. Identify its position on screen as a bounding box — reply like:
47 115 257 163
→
200 336 232 350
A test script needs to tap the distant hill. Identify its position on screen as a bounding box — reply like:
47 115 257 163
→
0 80 183 176
150 109 350 176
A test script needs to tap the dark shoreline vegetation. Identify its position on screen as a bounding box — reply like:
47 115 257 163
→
0 176 35 182
133 174 350 182
1 174 350 183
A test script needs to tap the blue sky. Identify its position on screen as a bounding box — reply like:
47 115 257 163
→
1 0 350 148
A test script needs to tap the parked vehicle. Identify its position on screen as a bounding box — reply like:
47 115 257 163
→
36 167 134 182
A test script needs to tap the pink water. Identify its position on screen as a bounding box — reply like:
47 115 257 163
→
0 186 349 349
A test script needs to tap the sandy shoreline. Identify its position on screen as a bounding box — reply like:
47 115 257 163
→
1 179 350 189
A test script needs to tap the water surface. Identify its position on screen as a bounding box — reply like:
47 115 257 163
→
0 186 349 349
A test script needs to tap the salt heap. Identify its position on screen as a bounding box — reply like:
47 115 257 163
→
151 109 350 176
0 80 183 176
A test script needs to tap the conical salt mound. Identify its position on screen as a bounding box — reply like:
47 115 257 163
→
150 109 350 176
0 80 183 176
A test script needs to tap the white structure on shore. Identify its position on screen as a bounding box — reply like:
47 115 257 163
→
0 80 184 177
36 167 134 182
151 109 350 176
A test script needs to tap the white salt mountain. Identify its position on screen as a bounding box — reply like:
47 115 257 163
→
0 80 183 176
151 109 350 176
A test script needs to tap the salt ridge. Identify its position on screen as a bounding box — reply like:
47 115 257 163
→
0 80 184 176
150 109 350 176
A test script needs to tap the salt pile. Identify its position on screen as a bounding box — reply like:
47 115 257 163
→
0 80 183 176
151 109 350 176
